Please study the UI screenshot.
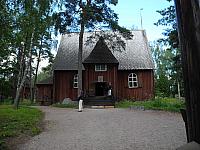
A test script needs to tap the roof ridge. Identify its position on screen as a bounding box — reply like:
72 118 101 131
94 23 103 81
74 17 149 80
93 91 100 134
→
61 30 145 35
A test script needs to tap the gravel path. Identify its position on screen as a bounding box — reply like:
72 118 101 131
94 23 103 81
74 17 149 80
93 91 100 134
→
18 106 186 150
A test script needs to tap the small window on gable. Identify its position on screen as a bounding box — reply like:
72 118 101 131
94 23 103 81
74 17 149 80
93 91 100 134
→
128 73 138 88
73 74 78 88
95 64 107 71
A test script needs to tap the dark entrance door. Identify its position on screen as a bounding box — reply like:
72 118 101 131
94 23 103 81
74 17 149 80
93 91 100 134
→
95 82 106 96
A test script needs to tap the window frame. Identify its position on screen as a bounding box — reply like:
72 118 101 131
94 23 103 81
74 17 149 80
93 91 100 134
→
95 64 107 72
73 74 78 88
128 73 138 88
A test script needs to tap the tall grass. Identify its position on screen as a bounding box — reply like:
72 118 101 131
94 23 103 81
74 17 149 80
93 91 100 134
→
116 98 185 112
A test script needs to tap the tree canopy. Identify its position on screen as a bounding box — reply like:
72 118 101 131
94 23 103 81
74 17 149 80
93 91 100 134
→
153 0 183 98
0 0 57 108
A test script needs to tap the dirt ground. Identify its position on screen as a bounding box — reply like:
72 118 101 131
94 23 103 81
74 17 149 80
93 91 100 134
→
17 106 187 150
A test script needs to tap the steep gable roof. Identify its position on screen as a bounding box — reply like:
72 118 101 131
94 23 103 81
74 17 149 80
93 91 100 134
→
83 37 119 64
53 30 154 70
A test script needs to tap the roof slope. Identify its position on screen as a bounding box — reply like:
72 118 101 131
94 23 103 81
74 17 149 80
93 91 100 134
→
83 37 118 64
53 30 154 70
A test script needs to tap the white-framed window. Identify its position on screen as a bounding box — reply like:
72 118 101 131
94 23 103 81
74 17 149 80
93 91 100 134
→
128 73 138 88
95 64 107 71
73 74 78 88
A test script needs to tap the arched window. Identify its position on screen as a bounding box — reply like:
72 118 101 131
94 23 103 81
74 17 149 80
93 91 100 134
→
128 73 138 88
73 74 78 88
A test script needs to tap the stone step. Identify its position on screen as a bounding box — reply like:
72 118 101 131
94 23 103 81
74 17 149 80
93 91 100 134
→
86 102 115 106
84 96 115 106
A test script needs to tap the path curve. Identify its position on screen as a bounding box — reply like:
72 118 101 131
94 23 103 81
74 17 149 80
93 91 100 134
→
18 106 186 150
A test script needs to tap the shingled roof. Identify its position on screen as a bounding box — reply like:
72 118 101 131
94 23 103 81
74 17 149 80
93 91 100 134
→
53 30 154 70
83 37 118 64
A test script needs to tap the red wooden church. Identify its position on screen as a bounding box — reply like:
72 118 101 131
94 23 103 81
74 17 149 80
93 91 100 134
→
37 30 154 105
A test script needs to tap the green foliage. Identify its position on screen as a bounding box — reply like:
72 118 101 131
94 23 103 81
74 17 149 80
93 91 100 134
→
155 4 178 48
54 0 132 42
37 72 51 82
153 1 184 97
51 103 78 108
116 98 185 112
155 74 171 97
37 60 54 82
0 98 13 105
0 98 38 106
19 99 38 106
0 0 56 101
151 43 174 97
0 79 12 98
0 105 43 148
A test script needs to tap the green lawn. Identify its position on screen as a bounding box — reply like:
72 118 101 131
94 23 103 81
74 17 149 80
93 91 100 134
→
51 103 78 108
0 105 43 149
116 98 185 112
0 98 38 106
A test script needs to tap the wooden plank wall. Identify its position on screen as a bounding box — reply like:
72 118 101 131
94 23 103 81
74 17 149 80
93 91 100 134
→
36 84 53 101
84 64 118 97
117 70 154 100
54 70 80 102
53 69 154 102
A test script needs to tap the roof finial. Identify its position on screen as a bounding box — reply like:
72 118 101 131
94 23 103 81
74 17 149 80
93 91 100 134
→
140 8 143 30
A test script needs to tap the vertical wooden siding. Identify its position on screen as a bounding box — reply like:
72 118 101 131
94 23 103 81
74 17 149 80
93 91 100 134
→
54 70 80 102
36 84 53 102
84 64 118 97
117 70 154 100
53 69 154 102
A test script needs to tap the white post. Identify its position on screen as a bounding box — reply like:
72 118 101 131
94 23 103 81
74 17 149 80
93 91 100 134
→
178 81 181 100
140 8 143 29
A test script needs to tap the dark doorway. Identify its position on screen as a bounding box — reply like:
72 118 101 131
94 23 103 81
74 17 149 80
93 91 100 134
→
95 82 107 96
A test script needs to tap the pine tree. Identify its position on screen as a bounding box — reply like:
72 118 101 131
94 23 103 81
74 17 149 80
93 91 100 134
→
54 0 132 96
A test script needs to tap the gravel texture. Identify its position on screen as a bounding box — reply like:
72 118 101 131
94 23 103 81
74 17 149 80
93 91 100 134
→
18 106 187 150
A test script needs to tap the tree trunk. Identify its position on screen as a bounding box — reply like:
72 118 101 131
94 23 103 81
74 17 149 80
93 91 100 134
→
78 21 84 96
174 0 200 143
177 81 181 100
16 43 25 92
14 31 34 109
33 39 42 103
30 46 33 103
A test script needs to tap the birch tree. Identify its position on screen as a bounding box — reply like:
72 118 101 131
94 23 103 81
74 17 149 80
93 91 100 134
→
11 0 55 108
